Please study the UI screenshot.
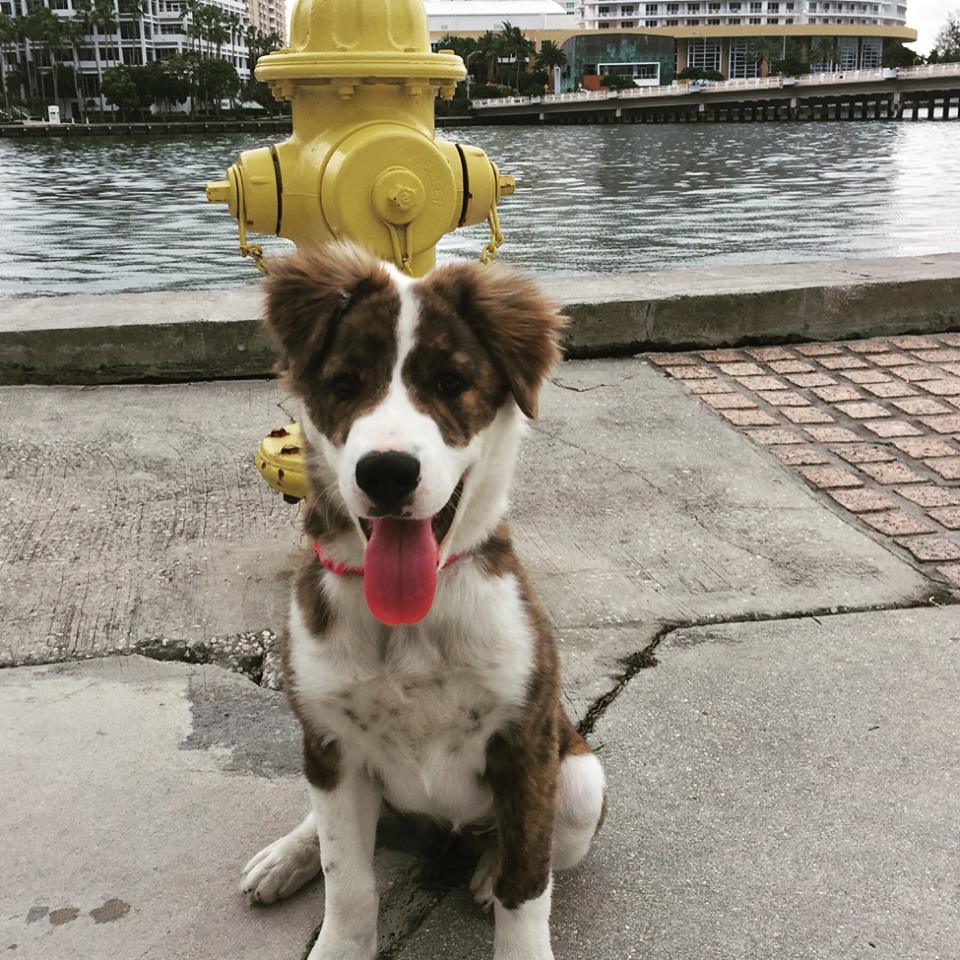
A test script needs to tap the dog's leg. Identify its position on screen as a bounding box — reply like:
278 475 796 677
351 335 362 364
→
240 810 322 903
486 733 558 960
306 763 382 960
552 750 606 871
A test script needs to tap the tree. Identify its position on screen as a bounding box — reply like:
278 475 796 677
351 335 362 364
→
498 21 533 90
197 55 238 116
882 41 921 69
61 13 89 121
24 3 64 109
0 11 16 114
476 30 500 83
600 72 634 90
101 63 137 118
534 39 567 71
931 10 960 63
748 36 779 76
771 57 810 76
678 66 725 81
810 36 840 71
159 51 195 111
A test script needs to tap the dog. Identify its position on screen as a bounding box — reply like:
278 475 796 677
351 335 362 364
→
241 243 606 960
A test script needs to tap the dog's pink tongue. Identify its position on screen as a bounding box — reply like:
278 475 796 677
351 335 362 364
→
364 518 439 626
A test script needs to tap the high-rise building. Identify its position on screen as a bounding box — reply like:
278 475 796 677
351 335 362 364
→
248 0 288 44
0 0 270 118
577 0 907 32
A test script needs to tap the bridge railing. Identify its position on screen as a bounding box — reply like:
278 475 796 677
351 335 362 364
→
470 61 960 110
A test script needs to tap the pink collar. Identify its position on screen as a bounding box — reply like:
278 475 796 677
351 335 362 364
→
313 541 466 577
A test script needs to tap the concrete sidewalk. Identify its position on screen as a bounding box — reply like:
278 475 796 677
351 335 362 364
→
1 357 956 959
4 615 957 960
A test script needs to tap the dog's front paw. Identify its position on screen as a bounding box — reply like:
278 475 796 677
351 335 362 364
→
240 831 322 904
470 849 497 912
306 928 376 960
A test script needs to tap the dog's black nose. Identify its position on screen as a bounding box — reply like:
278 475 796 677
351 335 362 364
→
355 451 421 511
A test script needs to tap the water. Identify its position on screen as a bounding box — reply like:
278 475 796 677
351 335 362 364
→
2 122 960 298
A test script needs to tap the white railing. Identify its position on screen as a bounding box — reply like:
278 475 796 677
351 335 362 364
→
470 61 960 110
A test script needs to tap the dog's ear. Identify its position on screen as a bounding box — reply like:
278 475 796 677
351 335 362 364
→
423 262 566 419
262 243 390 382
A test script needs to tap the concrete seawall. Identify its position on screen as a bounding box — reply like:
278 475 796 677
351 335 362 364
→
2 253 959 384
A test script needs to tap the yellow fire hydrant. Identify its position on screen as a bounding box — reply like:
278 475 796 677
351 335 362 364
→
206 0 515 501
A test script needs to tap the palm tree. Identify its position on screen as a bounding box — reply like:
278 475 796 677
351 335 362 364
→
749 36 779 77
810 36 840 72
498 21 533 90
534 39 567 91
24 3 63 109
0 11 16 113
534 39 567 72
224 10 242 67
205 6 229 61
476 30 499 84
61 12 88 120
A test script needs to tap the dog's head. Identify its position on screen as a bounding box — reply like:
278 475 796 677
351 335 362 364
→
264 243 564 626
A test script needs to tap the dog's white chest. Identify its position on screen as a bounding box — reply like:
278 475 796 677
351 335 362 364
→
329 670 508 825
289 566 535 828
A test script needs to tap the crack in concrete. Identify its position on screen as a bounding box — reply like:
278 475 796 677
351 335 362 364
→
575 592 958 739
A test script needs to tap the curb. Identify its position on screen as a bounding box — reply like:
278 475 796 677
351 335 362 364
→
2 254 959 385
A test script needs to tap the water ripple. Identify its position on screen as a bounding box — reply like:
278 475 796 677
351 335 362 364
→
1 122 960 298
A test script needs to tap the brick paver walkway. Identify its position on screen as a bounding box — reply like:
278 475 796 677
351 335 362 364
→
645 333 960 590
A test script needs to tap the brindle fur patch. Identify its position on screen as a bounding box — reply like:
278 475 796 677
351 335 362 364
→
477 528 599 910
414 262 566 421
282 551 342 790
263 243 401 447
405 286 510 447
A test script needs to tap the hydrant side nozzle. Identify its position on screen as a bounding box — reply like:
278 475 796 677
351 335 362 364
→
206 180 231 203
498 174 516 198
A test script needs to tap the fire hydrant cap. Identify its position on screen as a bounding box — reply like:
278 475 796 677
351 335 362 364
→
256 0 465 86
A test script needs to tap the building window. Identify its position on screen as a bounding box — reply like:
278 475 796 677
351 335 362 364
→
687 37 722 71
665 17 679 23
749 1 762 11
647 17 658 24
706 17 720 24
599 20 610 27
839 35 858 70
666 2 679 10
622 4 636 12
728 16 741 22
749 16 761 22
767 1 778 9
687 18 700 23
708 1 720 9
622 19 635 26
729 38 760 78
767 16 779 21
729 1 741 8
686 1 700 9
860 36 882 68
646 2 659 10
598 5 610 13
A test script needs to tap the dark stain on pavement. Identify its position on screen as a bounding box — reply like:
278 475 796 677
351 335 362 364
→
48 907 79 926
90 898 131 924
25 907 47 924
181 668 301 779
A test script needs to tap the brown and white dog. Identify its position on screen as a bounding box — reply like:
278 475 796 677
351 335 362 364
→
241 243 606 960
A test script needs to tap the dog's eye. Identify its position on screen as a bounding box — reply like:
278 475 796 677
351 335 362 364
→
330 373 362 400
437 371 467 397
